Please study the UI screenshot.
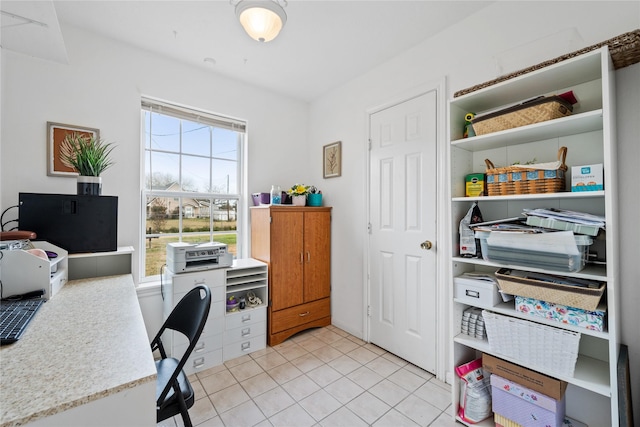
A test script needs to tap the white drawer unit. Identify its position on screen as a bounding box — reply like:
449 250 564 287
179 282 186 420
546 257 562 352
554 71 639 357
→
223 259 268 361
162 258 268 372
162 268 226 374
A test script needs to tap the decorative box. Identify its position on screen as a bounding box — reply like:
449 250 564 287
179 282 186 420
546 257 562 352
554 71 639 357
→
515 296 606 332
495 413 588 427
491 374 566 427
454 274 501 307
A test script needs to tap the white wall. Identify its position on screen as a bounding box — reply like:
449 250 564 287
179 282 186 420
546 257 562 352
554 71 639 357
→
308 0 639 415
1 25 311 279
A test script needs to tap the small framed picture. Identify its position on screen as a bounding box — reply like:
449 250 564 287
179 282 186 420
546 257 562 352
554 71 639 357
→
323 141 342 179
47 122 99 177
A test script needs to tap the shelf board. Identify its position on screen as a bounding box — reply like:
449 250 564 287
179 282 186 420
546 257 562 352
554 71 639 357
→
451 257 607 281
454 299 609 339
453 334 611 396
452 190 605 203
68 246 134 259
226 283 267 293
451 110 603 151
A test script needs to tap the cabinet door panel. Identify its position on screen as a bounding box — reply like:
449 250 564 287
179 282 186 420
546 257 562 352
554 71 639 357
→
303 211 331 302
270 211 304 310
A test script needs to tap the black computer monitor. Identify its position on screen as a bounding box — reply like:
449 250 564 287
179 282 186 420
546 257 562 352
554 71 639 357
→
18 192 118 253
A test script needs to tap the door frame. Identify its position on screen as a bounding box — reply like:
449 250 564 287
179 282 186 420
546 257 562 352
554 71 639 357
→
363 77 449 381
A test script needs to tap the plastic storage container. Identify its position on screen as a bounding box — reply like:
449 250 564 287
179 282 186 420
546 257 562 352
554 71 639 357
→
474 230 592 272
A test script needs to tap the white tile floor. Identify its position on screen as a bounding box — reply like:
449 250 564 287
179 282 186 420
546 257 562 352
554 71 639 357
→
158 325 457 427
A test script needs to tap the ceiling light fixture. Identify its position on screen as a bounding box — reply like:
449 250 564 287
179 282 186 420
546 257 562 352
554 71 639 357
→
235 0 287 43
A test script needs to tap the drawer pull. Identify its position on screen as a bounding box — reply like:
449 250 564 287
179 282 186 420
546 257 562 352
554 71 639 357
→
299 311 310 317
242 328 251 337
242 314 252 322
193 357 205 369
194 341 206 352
241 342 251 351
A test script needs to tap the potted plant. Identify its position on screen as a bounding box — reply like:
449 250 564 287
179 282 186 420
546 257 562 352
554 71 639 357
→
59 132 116 195
287 184 310 206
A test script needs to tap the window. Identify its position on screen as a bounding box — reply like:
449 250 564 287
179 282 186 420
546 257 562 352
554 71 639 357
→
141 98 246 281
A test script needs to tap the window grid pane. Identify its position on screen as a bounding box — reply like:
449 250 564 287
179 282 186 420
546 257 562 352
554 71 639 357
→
142 102 243 280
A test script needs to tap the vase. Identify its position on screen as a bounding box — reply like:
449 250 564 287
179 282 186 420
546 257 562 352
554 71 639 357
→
307 193 323 206
292 195 306 206
77 176 102 195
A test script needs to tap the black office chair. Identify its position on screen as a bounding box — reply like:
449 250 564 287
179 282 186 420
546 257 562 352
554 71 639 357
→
151 285 211 427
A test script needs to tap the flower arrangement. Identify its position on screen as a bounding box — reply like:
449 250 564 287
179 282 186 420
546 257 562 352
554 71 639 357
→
288 184 310 197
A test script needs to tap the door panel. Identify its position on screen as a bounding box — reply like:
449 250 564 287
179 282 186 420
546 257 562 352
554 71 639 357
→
303 211 331 302
369 91 438 373
270 212 304 310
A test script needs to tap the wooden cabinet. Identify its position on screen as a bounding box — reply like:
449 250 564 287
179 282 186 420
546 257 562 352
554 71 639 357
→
447 47 619 426
251 206 332 345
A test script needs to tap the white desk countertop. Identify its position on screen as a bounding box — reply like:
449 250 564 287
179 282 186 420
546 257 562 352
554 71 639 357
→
0 275 156 427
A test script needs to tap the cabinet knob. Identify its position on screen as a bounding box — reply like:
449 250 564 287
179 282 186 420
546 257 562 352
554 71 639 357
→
299 311 310 317
420 240 433 250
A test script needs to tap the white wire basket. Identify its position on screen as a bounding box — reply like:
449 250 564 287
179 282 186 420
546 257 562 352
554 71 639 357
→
482 310 581 377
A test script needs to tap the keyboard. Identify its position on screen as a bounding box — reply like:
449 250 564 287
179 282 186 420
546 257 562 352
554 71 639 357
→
0 299 44 345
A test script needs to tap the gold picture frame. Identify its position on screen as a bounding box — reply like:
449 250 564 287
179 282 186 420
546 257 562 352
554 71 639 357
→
323 141 342 179
47 122 100 177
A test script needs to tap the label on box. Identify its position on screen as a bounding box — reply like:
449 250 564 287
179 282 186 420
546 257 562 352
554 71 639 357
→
571 164 603 192
465 173 485 197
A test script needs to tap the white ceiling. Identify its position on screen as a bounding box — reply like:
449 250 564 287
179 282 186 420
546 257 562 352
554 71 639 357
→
1 0 493 102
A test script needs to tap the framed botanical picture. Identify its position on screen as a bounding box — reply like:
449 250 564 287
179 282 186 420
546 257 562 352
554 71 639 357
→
47 122 99 177
323 141 342 179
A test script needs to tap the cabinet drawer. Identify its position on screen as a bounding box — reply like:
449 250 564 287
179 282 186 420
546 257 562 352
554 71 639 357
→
271 298 330 333
223 335 266 361
175 285 224 304
225 307 267 330
174 332 223 357
182 348 223 376
173 311 224 347
172 270 225 294
224 321 266 345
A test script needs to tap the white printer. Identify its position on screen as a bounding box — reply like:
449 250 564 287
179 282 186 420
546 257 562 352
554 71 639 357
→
166 242 233 273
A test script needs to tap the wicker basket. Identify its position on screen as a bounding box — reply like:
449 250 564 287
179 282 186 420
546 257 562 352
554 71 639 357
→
484 147 567 196
495 268 605 311
482 310 581 377
472 96 573 136
454 30 640 98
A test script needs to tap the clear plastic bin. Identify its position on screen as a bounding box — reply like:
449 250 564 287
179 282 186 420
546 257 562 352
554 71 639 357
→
475 230 592 272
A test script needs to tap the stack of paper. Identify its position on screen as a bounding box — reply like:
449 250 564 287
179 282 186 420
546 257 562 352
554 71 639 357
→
523 208 605 236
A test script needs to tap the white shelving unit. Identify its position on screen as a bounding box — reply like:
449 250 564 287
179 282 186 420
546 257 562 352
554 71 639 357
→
223 258 268 361
447 47 619 426
162 258 268 375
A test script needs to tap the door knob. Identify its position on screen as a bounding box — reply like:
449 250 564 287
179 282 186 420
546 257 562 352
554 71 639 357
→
420 240 433 250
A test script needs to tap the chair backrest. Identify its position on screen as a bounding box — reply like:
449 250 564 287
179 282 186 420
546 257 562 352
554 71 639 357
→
153 284 211 410
164 285 211 348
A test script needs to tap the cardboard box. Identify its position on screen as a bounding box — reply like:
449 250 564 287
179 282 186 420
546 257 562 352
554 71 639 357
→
465 173 485 197
491 374 566 427
515 296 606 332
482 353 568 400
571 164 603 192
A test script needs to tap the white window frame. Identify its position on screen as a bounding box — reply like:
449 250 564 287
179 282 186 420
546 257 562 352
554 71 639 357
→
140 97 248 283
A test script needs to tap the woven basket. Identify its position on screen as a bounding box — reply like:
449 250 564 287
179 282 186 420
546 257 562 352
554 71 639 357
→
494 268 605 311
472 96 572 136
454 30 640 98
485 147 567 196
482 310 581 377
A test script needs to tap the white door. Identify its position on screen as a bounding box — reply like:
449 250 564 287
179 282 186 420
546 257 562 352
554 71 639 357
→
368 90 438 373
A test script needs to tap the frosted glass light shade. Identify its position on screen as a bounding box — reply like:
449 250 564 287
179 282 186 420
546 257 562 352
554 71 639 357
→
236 1 287 42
